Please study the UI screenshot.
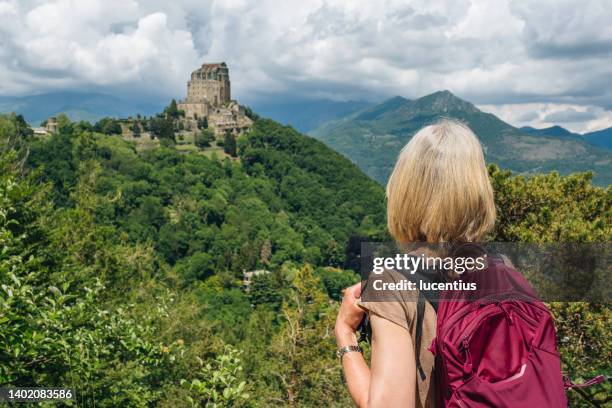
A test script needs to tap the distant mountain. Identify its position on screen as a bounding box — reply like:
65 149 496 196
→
0 92 163 125
251 98 372 133
310 90 611 186
521 125 612 150
520 125 582 140
584 128 612 150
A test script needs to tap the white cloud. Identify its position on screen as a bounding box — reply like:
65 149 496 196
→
0 0 611 131
0 0 201 98
479 103 612 133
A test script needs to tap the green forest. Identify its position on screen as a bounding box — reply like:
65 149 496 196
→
0 112 610 407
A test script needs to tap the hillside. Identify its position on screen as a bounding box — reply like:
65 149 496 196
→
0 91 163 124
3 112 389 406
311 91 612 185
584 127 612 150
28 118 387 271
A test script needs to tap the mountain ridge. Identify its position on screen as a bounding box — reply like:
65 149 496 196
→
521 125 612 150
583 128 612 150
310 91 611 185
520 125 581 139
0 91 163 125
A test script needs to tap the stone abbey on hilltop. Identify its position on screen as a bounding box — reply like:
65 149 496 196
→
178 62 252 135
33 62 253 153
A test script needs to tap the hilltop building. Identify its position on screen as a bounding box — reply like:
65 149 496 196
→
45 117 58 133
178 62 252 135
32 127 48 137
32 116 58 137
242 269 270 291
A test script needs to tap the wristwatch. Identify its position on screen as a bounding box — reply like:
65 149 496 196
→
337 345 363 361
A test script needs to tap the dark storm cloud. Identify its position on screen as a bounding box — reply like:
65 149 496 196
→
543 107 598 123
517 111 539 122
0 0 611 131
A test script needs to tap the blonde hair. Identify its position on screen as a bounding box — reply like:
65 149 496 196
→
386 119 495 243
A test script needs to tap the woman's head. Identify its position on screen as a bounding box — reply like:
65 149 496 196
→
386 119 495 243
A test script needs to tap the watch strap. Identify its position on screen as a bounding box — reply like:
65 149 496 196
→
337 345 362 360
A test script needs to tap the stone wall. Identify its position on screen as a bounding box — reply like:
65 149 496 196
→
177 101 210 120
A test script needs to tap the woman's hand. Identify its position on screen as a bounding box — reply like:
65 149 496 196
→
335 282 365 347
335 284 416 408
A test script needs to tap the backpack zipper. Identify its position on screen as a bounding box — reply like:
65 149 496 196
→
457 306 506 374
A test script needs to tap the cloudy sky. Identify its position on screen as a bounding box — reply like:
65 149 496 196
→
1 0 611 132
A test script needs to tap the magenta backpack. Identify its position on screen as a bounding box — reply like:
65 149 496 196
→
428 257 603 407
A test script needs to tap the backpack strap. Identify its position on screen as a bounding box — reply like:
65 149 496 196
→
563 374 606 390
412 267 441 382
415 292 427 381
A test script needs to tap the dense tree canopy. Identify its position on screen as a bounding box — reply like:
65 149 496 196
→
94 117 122 135
0 113 608 406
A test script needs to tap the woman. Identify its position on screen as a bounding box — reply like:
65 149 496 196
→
335 119 496 407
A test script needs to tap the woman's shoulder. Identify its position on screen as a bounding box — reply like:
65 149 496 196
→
359 268 435 331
